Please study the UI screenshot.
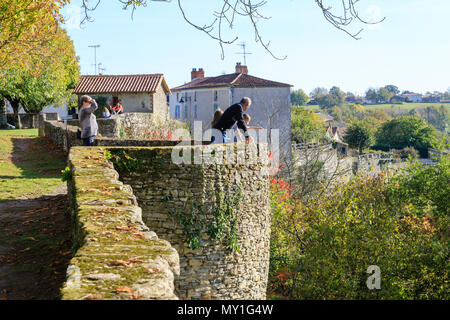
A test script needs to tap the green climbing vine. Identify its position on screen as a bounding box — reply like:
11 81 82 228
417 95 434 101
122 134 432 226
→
162 163 242 252
61 166 72 182
105 149 139 172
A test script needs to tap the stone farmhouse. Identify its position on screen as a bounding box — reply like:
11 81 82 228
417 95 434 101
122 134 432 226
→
73 74 171 119
169 63 292 160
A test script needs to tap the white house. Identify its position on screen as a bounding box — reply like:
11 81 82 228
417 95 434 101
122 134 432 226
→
402 93 423 103
169 63 292 160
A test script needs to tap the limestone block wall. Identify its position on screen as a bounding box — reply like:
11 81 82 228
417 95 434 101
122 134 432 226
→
43 119 82 152
65 117 121 138
40 117 188 151
113 144 271 299
355 152 397 175
57 113 186 140
117 113 188 140
62 147 180 300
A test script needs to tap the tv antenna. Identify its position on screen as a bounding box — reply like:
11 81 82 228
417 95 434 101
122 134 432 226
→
235 42 252 66
88 44 100 75
98 63 106 74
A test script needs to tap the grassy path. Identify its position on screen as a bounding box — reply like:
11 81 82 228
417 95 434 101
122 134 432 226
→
0 129 72 300
0 129 67 201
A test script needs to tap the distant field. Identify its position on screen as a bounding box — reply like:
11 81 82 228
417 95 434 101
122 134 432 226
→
363 103 447 110
296 103 447 111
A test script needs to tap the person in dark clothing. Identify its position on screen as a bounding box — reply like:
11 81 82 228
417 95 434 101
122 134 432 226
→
212 97 252 143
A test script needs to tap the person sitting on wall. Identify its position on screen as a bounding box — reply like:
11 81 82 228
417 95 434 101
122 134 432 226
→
212 97 252 144
103 106 111 119
111 101 123 115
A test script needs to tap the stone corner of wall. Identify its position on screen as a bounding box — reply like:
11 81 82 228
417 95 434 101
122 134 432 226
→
61 147 180 300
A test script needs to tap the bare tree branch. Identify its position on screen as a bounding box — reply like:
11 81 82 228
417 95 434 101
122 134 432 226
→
78 0 385 59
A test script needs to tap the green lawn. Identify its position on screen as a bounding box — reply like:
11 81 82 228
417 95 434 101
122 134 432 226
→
0 128 38 136
0 129 66 202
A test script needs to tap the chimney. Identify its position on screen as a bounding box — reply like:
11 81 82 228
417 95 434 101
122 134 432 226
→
191 67 205 80
235 62 248 74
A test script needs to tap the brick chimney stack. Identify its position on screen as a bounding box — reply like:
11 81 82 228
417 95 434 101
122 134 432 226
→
235 62 248 74
191 68 205 80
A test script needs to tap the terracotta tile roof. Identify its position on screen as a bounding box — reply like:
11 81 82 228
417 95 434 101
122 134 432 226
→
74 74 170 94
171 73 291 91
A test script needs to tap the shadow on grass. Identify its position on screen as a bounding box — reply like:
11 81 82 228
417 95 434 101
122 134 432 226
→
3 137 67 180
0 193 72 300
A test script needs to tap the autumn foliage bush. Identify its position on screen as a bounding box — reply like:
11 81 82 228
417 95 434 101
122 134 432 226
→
268 157 449 299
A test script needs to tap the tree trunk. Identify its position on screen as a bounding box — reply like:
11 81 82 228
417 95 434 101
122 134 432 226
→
0 98 6 128
10 99 22 129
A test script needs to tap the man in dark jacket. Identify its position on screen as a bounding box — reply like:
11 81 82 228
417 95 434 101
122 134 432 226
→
212 97 252 143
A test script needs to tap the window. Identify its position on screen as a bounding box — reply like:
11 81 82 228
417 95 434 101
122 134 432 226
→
194 91 197 102
175 105 180 119
194 105 197 119
184 105 188 119
214 90 218 101
176 93 179 102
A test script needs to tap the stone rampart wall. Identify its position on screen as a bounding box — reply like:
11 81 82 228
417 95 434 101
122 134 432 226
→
113 144 271 299
62 147 180 300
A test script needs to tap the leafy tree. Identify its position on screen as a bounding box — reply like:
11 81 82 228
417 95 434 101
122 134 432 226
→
0 0 69 73
315 86 345 109
367 109 391 122
330 106 343 122
384 85 400 95
360 116 383 133
344 121 374 154
328 86 345 106
310 87 328 100
365 88 379 103
378 87 394 102
375 116 440 156
291 107 326 143
387 156 450 218
290 89 309 106
270 169 449 299
0 22 79 127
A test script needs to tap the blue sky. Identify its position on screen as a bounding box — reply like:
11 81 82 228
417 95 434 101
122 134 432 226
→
63 0 450 96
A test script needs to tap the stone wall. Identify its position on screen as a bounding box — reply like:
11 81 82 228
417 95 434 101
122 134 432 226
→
41 118 183 152
6 113 40 128
58 113 186 140
293 144 353 179
355 152 397 175
114 144 271 299
42 119 82 152
62 146 180 300
64 117 120 138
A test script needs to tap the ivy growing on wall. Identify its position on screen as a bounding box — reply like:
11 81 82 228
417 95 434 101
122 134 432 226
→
105 149 139 172
162 163 242 251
